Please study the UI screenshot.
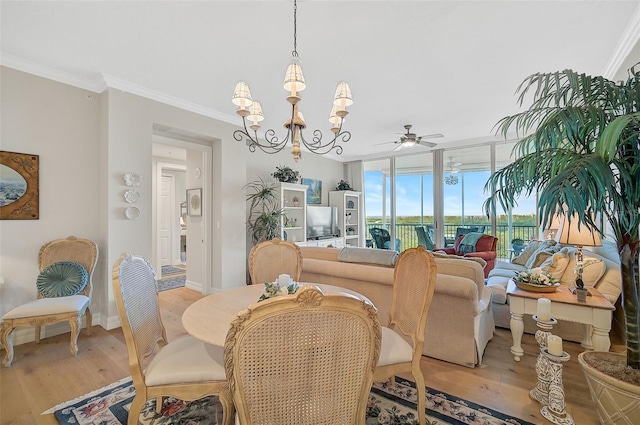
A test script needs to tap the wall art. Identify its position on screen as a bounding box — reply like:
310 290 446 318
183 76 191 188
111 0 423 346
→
302 178 322 205
0 150 39 220
187 188 202 216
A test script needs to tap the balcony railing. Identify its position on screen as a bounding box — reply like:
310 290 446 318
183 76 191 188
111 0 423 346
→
365 222 538 260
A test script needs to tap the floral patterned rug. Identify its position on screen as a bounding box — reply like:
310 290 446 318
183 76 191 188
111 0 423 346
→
44 376 535 425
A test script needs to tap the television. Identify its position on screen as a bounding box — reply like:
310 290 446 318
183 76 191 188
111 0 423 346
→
306 206 339 240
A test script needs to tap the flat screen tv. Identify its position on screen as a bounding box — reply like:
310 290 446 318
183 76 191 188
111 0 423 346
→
306 206 339 240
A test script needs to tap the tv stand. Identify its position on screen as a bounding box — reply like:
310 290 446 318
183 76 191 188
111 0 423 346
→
296 237 344 248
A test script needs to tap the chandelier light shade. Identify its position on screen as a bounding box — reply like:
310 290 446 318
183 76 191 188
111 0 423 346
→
231 0 352 162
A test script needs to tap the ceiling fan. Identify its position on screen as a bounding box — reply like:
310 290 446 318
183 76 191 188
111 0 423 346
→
376 124 444 151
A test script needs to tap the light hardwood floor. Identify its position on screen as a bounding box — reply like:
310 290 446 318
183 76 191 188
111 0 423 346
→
1 287 603 424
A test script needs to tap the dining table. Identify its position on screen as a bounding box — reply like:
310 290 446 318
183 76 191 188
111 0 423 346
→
182 282 373 346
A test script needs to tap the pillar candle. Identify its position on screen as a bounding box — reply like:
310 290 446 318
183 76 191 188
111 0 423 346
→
548 335 563 356
278 274 291 286
537 298 551 321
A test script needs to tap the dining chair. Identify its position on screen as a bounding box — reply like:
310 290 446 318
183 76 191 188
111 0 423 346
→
373 245 437 425
112 253 233 425
1 236 98 367
224 285 381 425
248 237 302 285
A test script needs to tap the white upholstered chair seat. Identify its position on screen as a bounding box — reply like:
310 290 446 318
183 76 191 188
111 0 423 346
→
145 335 225 386
3 295 89 319
377 326 413 366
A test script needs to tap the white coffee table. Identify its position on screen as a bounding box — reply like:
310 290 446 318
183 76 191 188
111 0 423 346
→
507 280 615 361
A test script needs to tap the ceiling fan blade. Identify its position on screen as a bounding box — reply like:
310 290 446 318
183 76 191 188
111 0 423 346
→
416 140 438 148
393 143 405 152
374 140 399 146
419 133 444 139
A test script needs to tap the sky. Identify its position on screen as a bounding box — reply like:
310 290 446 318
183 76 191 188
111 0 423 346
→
364 170 536 218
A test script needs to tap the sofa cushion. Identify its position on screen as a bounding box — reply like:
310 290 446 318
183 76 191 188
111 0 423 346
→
486 276 509 304
337 246 398 266
539 247 571 279
560 251 607 288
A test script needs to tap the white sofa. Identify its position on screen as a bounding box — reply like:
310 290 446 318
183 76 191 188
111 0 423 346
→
485 239 622 342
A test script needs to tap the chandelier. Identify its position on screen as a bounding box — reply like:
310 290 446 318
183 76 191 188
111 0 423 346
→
444 174 459 185
231 0 353 162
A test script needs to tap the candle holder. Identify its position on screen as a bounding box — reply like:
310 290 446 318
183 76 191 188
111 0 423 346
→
540 348 574 425
530 314 557 405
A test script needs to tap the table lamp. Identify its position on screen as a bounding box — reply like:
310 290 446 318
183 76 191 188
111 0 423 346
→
554 213 602 287
541 213 562 240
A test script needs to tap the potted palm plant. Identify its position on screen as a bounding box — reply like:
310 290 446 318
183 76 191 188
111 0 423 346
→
245 175 284 244
484 68 640 422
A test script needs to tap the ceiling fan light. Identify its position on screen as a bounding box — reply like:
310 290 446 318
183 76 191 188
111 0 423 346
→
283 57 306 94
232 81 253 108
402 139 416 147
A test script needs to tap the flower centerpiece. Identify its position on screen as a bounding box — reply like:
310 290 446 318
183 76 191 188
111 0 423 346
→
513 268 560 292
258 281 300 302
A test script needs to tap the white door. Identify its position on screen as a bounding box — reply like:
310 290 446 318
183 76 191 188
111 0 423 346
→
160 174 175 266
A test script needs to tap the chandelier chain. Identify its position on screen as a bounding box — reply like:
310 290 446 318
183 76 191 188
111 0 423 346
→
292 0 298 57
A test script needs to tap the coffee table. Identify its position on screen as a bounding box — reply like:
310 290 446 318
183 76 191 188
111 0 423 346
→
507 280 614 361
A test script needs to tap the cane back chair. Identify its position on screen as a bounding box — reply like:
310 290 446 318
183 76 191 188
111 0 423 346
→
248 238 302 285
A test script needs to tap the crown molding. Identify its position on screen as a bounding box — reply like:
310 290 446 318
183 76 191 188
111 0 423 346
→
602 3 640 79
0 53 106 92
101 73 240 123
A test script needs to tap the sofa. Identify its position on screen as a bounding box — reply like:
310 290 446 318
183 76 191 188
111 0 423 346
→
299 246 495 368
485 239 622 342
434 233 498 278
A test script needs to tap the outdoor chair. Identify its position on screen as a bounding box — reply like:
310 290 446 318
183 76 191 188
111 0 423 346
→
248 238 302 285
369 227 402 252
224 285 381 425
1 236 98 367
435 232 498 277
415 226 435 250
373 246 437 425
112 253 233 425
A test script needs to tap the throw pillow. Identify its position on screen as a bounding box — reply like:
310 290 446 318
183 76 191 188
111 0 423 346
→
539 247 571 279
431 251 487 268
512 240 544 266
524 242 559 269
337 247 398 266
561 253 606 288
36 261 89 298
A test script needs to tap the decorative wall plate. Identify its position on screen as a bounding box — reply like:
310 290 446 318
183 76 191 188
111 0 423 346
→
347 200 355 209
124 172 141 187
125 206 141 220
124 189 139 203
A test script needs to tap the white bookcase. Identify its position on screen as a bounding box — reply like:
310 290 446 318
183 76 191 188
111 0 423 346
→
277 182 308 243
329 190 364 247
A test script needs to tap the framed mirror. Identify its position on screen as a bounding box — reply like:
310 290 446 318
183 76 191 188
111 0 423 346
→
0 151 39 220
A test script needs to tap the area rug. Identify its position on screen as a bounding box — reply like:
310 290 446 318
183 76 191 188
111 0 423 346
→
161 265 186 277
156 275 186 292
43 376 536 425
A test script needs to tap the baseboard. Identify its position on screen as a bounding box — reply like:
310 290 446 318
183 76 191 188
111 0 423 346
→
185 279 202 292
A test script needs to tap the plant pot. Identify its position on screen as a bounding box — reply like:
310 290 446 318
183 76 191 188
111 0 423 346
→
576 287 588 302
578 351 640 424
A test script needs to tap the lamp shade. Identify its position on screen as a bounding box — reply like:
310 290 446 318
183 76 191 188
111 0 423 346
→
328 105 342 125
333 82 353 110
247 101 264 124
541 213 563 240
283 57 306 94
554 213 602 247
232 82 253 108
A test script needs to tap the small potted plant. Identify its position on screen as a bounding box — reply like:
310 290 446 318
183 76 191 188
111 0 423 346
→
346 226 355 236
272 165 300 183
335 180 354 191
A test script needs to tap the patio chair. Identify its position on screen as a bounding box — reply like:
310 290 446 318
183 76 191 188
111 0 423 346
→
415 226 435 250
224 285 381 425
369 228 402 252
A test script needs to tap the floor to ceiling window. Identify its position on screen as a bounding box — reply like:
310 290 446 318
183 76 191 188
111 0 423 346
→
362 141 539 259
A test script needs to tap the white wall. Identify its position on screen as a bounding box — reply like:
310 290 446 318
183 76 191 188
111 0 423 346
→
0 68 252 348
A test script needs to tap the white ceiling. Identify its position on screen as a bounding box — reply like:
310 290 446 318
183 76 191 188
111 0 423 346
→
3 1 639 163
